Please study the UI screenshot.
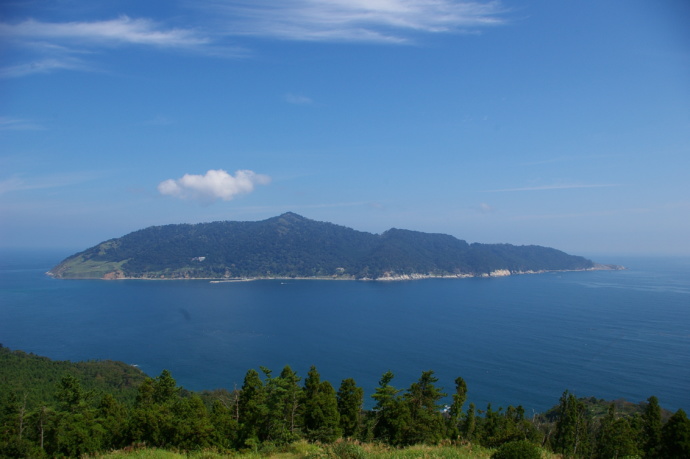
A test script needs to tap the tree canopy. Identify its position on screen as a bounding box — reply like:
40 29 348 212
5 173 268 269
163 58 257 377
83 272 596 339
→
1 346 683 458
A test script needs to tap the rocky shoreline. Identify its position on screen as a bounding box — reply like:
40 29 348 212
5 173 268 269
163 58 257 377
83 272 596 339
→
366 264 624 282
50 264 624 282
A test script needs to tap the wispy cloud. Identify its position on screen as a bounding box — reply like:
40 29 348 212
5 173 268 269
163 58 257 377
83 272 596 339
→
0 177 25 195
0 57 92 78
0 16 241 77
509 207 652 221
482 183 620 192
205 0 508 43
473 202 496 213
158 169 271 203
142 115 175 126
0 172 102 194
0 16 210 48
284 93 313 105
293 201 374 210
1 2 506 77
521 153 623 166
0 116 45 131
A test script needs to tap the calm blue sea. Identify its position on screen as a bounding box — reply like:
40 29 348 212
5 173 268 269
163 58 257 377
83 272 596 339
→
1 249 688 414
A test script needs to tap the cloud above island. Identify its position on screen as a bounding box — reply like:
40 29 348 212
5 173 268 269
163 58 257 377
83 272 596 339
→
158 169 271 203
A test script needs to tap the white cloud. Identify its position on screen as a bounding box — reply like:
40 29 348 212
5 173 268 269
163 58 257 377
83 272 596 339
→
474 202 495 213
0 57 91 78
0 2 506 78
520 153 623 166
206 0 507 43
0 17 209 48
284 93 313 105
0 116 45 130
0 16 243 77
483 183 620 192
0 177 25 195
0 172 103 194
158 169 271 203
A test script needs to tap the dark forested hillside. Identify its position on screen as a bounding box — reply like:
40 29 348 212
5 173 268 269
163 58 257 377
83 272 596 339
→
49 212 597 279
0 345 146 408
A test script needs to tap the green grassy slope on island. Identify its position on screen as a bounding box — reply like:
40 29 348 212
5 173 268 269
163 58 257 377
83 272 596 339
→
48 255 127 279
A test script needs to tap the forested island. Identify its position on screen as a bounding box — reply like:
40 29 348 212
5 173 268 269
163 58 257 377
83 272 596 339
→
48 212 611 280
1 346 688 458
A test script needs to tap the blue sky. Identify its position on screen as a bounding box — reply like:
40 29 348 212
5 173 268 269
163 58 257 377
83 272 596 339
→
1 0 689 257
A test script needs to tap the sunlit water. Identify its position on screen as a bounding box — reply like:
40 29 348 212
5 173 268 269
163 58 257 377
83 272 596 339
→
1 250 688 413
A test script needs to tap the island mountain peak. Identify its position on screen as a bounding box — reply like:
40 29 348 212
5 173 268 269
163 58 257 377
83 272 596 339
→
49 214 596 280
273 211 308 222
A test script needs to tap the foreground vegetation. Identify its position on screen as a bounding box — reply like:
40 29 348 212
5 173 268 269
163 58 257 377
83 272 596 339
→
1 345 688 458
92 441 499 459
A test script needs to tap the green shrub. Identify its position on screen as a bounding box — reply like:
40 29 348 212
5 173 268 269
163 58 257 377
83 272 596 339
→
491 440 541 459
329 441 367 459
305 440 367 459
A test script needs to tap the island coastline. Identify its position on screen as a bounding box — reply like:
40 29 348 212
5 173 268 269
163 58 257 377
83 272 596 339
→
46 264 625 282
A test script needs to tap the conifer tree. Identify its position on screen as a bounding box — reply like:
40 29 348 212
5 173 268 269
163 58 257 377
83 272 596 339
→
371 371 409 445
56 374 86 412
237 368 267 448
448 376 468 439
464 402 477 441
128 370 181 448
260 366 303 444
303 366 322 438
337 378 364 438
479 403 506 446
304 366 341 442
153 369 179 405
595 403 638 459
210 398 239 449
553 390 590 457
97 393 128 449
642 395 662 457
277 365 304 442
135 377 155 407
660 409 690 459
171 394 214 450
0 392 40 458
403 370 447 444
51 375 104 457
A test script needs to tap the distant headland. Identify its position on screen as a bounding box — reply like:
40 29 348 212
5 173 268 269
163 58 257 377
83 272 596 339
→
48 212 622 280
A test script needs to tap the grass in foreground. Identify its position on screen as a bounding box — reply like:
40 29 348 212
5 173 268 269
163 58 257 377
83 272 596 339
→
92 440 559 459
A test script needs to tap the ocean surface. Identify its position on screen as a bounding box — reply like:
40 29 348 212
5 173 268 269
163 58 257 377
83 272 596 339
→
1 249 688 414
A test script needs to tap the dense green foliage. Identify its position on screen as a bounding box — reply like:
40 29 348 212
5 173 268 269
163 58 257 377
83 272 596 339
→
2 347 687 458
0 345 146 408
49 213 595 279
490 440 541 459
